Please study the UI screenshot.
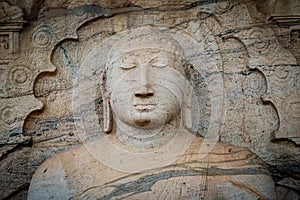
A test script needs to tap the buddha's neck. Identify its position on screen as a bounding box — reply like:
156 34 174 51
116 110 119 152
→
114 117 180 150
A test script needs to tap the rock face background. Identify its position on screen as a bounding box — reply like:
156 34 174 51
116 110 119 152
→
0 0 299 199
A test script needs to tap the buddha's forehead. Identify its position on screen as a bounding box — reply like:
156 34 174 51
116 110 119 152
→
110 48 173 63
106 26 185 66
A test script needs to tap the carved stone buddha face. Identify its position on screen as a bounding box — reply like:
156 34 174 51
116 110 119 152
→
107 49 182 128
102 26 191 149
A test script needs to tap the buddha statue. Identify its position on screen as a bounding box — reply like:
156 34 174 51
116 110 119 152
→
28 26 276 199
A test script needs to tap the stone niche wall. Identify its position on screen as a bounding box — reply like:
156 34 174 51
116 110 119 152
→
0 0 299 199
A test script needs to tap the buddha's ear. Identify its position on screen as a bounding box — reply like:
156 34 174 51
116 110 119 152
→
181 63 200 133
100 69 113 133
181 83 193 131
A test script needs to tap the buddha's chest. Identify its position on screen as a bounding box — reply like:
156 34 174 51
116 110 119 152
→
74 167 209 200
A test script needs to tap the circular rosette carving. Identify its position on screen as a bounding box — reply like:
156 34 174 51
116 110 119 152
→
8 65 33 86
214 1 235 14
32 26 52 48
246 27 278 55
67 6 89 21
266 57 298 92
0 105 17 125
245 71 266 96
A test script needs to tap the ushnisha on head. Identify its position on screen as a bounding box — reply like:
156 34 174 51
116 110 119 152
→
100 26 194 136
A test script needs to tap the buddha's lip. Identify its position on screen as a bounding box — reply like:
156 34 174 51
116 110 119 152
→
134 104 157 111
133 103 157 106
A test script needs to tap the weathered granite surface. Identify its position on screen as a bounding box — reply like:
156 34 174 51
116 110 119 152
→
0 0 299 199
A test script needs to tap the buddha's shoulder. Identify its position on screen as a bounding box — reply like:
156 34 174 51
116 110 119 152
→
33 144 100 177
206 139 267 168
210 140 253 155
188 137 263 166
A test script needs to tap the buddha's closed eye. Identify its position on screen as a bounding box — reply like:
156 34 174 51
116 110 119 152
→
118 55 169 70
150 57 168 68
120 60 138 69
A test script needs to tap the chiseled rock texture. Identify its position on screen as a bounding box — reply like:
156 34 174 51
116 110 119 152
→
0 0 299 199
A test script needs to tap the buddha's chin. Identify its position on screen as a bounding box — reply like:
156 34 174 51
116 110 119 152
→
134 119 151 127
130 111 165 129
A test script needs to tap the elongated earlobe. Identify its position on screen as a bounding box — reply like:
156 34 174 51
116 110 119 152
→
103 94 113 133
182 82 193 131
182 62 200 133
100 70 113 133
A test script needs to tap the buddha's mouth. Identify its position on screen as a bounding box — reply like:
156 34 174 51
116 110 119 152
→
134 104 157 112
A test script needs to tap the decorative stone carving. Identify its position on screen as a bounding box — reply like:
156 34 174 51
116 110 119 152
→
267 0 300 64
0 2 25 61
0 2 33 141
0 4 114 142
0 2 23 22
231 25 300 143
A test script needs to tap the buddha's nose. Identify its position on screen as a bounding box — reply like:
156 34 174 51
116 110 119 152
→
135 85 154 98
134 65 155 97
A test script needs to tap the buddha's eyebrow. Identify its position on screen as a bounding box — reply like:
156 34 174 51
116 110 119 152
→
148 49 160 53
149 56 168 62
